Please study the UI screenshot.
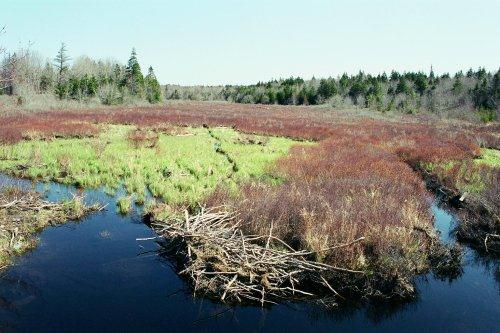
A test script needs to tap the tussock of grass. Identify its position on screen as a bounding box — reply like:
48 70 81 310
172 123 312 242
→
419 148 499 253
117 196 132 215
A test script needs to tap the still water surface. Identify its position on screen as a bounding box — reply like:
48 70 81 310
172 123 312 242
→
0 175 498 332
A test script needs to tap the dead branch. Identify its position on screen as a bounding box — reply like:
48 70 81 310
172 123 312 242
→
0 187 105 271
0 190 104 215
484 233 500 253
151 206 365 306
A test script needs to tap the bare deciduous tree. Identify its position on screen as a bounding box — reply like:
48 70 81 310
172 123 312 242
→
0 26 16 94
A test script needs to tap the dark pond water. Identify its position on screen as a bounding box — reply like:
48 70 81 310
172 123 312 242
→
0 174 498 332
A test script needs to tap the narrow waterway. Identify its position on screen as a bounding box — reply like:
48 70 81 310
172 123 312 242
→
0 175 498 332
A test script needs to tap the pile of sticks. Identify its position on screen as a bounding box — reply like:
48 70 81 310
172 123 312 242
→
0 190 103 217
1 190 63 211
151 206 364 305
1 187 105 270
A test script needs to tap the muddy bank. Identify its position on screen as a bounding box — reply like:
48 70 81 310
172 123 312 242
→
0 184 102 270
418 167 499 255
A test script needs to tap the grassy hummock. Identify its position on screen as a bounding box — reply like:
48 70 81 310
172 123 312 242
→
422 148 500 194
117 196 132 215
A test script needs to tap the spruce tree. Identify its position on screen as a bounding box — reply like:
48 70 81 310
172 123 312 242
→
414 74 428 96
492 68 500 100
53 43 70 81
348 80 366 104
338 74 350 94
113 64 123 85
429 66 435 81
452 77 463 94
87 75 98 97
53 43 70 99
145 66 162 103
125 48 144 97
396 78 414 96
318 78 337 100
266 88 276 104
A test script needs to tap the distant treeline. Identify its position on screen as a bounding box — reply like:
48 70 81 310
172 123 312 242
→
1 42 498 121
166 68 500 122
1 44 162 105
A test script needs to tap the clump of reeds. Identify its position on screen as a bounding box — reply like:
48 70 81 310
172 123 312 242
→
116 196 132 214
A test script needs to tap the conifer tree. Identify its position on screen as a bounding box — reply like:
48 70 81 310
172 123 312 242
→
452 77 463 94
492 68 500 100
39 62 54 93
414 74 428 96
125 48 144 97
338 73 350 94
318 78 337 100
396 78 414 96
348 80 366 104
53 43 70 99
429 66 435 81
53 43 70 81
145 66 162 103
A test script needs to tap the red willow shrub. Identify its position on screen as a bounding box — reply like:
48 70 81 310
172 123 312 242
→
0 114 98 143
0 101 492 150
206 137 437 287
0 102 347 143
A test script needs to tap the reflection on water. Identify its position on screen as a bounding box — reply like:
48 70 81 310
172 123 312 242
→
0 174 498 332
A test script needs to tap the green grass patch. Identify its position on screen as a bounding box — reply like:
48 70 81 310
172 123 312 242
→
422 161 455 173
0 125 302 206
476 148 500 167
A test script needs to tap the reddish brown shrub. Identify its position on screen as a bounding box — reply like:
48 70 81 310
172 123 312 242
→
206 135 435 281
0 114 97 143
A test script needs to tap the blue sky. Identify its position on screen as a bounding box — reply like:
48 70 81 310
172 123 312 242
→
2 0 499 85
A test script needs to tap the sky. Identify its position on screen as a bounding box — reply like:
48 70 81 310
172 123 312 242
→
1 0 499 85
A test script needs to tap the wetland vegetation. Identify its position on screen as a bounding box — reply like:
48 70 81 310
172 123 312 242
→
0 100 497 304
